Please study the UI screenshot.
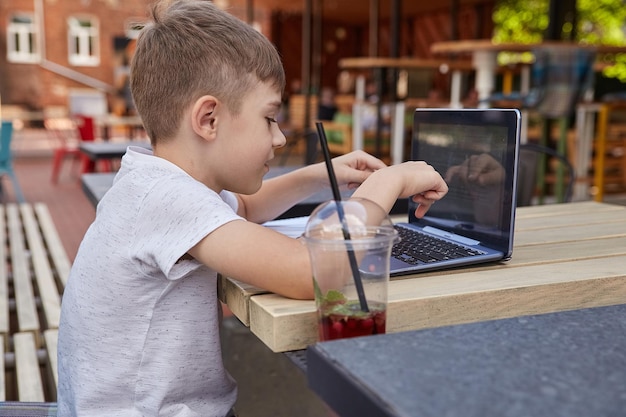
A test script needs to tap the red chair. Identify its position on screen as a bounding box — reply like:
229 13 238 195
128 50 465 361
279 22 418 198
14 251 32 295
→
48 115 111 183
76 114 96 141
47 117 82 183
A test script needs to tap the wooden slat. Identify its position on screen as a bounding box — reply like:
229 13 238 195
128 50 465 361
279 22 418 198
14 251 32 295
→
7 204 40 334
13 332 44 402
0 206 8 335
431 40 626 55
388 258 626 330
250 255 626 352
218 275 264 326
0 203 70 401
44 329 58 396
506 236 626 266
515 219 626 246
338 57 474 71
0 334 5 401
514 205 626 230
249 295 317 352
20 205 61 329
389 234 626 281
34 203 71 288
514 200 622 218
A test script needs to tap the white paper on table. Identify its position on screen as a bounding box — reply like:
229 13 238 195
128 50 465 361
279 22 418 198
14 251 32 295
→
263 216 308 238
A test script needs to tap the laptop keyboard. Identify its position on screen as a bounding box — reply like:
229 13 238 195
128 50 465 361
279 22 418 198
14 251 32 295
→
392 225 485 265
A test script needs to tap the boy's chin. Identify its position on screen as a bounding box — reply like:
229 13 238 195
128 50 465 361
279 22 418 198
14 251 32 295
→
234 183 262 195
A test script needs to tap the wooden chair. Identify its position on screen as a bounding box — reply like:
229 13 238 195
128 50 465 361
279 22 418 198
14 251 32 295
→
279 94 318 164
0 121 26 203
320 115 391 160
324 121 353 155
288 94 318 130
593 101 626 201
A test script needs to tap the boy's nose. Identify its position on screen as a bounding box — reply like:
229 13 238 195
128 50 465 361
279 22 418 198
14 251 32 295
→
274 128 287 148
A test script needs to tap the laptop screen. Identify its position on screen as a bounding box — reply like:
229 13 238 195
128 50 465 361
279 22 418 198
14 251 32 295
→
409 108 520 254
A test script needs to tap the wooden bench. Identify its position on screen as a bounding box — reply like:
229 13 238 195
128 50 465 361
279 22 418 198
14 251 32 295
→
0 203 70 402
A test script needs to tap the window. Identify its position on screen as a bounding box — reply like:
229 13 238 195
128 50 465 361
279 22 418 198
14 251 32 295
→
68 16 99 66
124 18 145 39
7 13 39 63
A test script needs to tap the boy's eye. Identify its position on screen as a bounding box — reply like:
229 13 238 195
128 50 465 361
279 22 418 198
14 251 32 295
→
266 117 278 125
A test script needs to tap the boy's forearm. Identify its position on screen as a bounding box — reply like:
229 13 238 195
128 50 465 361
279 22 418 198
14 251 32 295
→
351 169 402 213
240 164 327 223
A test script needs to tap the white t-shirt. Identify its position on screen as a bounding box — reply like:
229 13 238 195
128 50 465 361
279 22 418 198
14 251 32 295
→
57 147 242 416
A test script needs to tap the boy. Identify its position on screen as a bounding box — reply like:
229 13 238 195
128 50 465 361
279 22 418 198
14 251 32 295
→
56 1 448 416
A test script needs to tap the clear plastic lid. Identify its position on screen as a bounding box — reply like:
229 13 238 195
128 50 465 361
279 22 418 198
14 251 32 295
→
303 198 398 248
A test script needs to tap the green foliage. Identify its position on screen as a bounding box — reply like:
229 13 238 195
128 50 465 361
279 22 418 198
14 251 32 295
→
578 0 626 45
492 0 626 80
492 0 549 44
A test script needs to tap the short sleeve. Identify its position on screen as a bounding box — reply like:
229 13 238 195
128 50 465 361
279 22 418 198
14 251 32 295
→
131 175 243 279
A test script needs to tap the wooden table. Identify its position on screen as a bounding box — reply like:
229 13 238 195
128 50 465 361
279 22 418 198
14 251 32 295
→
218 201 626 353
430 40 626 106
79 140 151 161
96 114 144 140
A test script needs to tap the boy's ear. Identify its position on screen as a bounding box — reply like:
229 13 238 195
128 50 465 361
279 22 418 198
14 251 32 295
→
191 95 218 140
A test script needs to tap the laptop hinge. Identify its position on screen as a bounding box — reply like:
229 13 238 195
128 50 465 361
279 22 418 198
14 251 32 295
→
423 226 480 246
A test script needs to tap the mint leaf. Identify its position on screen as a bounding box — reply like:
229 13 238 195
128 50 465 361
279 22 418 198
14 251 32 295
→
325 289 347 304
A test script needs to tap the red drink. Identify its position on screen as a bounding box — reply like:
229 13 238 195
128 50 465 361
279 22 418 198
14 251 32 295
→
317 300 386 341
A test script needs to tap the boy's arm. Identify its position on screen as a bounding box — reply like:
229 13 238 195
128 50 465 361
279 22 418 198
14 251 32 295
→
352 161 448 218
188 219 315 299
237 151 387 223
188 159 448 301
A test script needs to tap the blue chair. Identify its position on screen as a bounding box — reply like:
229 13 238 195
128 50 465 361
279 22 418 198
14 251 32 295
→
0 401 57 415
0 121 26 203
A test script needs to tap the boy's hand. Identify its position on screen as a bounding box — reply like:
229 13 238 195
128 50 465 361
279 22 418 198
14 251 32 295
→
388 161 449 218
352 160 448 218
330 150 387 189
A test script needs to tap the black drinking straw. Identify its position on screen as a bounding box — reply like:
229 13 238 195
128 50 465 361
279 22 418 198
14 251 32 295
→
315 121 369 313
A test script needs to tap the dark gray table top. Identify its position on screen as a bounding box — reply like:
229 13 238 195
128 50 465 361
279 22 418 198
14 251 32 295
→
81 172 117 208
81 165 407 217
78 141 151 160
307 303 626 417
79 166 349 215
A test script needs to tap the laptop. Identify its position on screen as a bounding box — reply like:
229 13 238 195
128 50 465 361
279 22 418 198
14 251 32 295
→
390 108 521 276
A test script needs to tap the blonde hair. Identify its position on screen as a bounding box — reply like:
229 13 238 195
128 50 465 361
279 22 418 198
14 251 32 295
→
131 0 285 143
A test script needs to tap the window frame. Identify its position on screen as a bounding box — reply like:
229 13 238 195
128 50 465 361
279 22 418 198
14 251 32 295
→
6 12 40 64
67 15 100 67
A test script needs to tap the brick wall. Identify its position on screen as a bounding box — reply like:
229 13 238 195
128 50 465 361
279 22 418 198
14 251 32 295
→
1 0 152 111
1 0 494 113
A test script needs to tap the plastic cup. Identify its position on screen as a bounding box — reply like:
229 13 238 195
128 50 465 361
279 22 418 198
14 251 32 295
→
303 198 399 341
